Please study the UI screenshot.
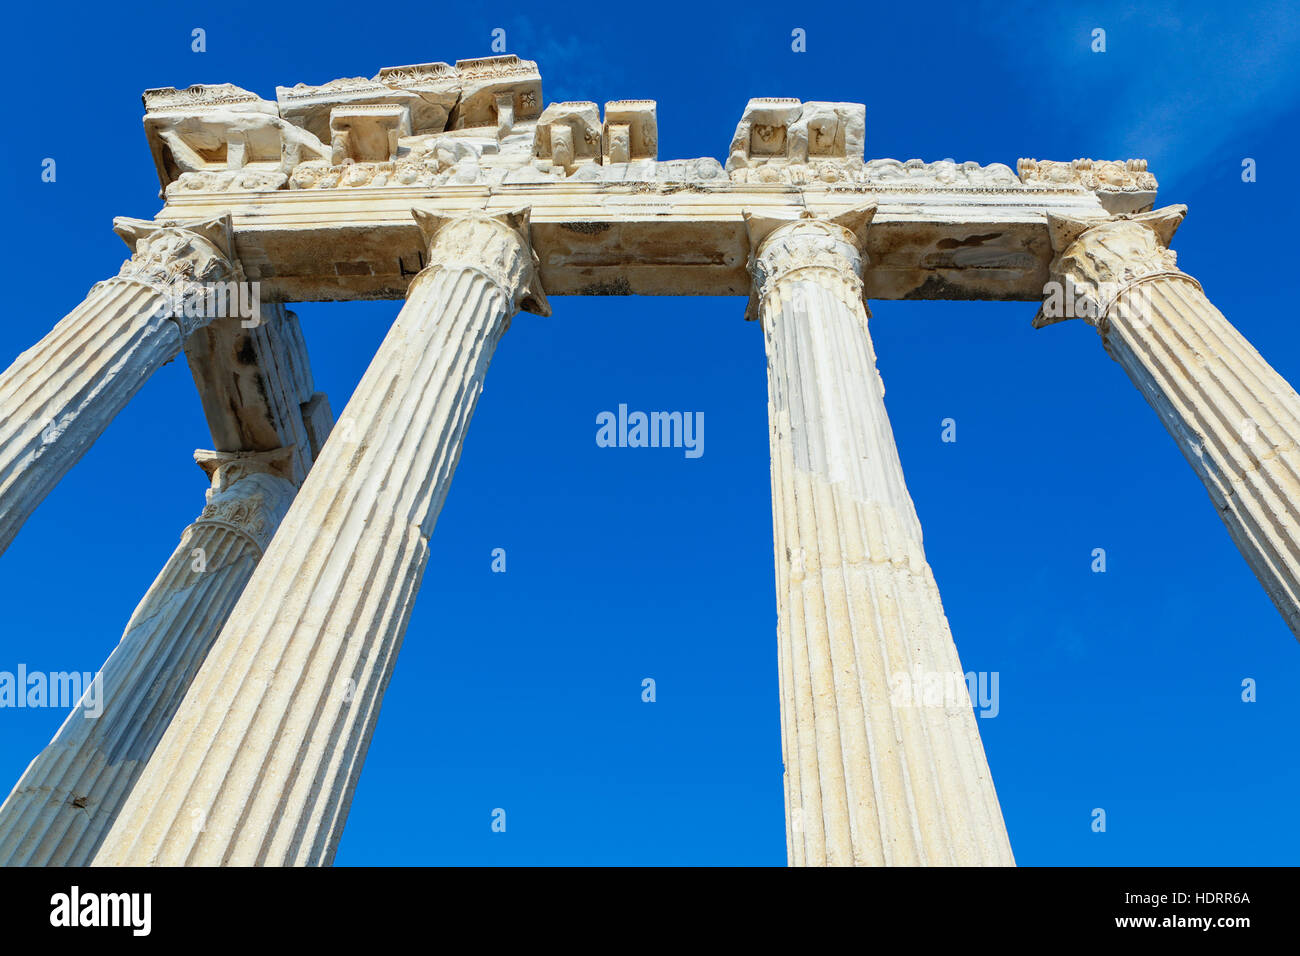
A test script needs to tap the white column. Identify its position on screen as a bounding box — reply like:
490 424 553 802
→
750 208 1014 867
0 451 296 866
0 216 237 557
1037 205 1300 637
92 208 547 867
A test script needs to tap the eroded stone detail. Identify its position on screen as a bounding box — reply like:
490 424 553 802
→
1033 207 1183 328
727 98 865 172
112 216 239 291
195 450 299 552
1018 158 1158 214
144 85 331 196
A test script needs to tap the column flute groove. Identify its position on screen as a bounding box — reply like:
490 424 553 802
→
0 215 238 557
92 207 547 867
749 207 1014 867
1036 206 1300 636
0 451 296 865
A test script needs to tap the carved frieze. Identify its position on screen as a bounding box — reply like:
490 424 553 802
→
193 448 299 552
729 156 1020 187
446 55 542 135
727 98 865 171
138 60 1157 211
1018 158 1158 214
534 102 603 173
603 100 657 164
143 84 330 194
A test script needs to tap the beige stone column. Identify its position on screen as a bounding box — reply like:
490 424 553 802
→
1036 205 1300 637
0 451 296 866
749 208 1014 867
93 208 547 867
0 216 237 557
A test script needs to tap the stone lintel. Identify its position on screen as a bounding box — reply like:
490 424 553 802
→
152 183 1113 301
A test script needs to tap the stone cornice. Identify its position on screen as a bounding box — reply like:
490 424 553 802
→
138 56 1154 217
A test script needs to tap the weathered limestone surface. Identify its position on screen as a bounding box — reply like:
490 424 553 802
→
751 208 1014 866
184 304 333 485
141 64 1138 303
0 452 297 866
92 208 546 866
1017 158 1157 215
1037 206 1300 637
0 217 237 558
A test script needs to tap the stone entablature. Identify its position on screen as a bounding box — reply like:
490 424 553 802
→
143 56 1154 209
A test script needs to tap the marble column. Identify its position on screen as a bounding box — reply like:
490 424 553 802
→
1036 205 1300 637
0 450 296 866
749 207 1014 867
0 216 237 557
93 208 547 867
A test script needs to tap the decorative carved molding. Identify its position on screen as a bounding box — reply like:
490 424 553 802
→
143 86 330 195
192 448 298 553
746 205 877 317
1033 205 1189 329
534 102 603 173
1018 157 1156 191
166 170 288 197
138 64 1154 205
111 215 239 289
727 98 866 172
376 62 458 86
411 207 550 316
143 84 264 112
730 156 1020 187
1018 158 1158 214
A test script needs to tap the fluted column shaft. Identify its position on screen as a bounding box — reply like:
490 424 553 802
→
1037 206 1300 637
752 212 1014 867
0 216 237 556
92 209 547 867
0 453 296 865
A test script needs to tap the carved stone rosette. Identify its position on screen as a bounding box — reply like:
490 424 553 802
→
1037 206 1300 636
749 209 1015 866
0 216 237 557
92 209 546 867
0 452 296 866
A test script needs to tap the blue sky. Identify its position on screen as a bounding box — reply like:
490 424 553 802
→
1 0 1299 865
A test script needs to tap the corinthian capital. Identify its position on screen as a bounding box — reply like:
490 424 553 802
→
743 204 877 318
192 448 298 552
112 214 240 289
1033 204 1189 329
410 207 549 316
